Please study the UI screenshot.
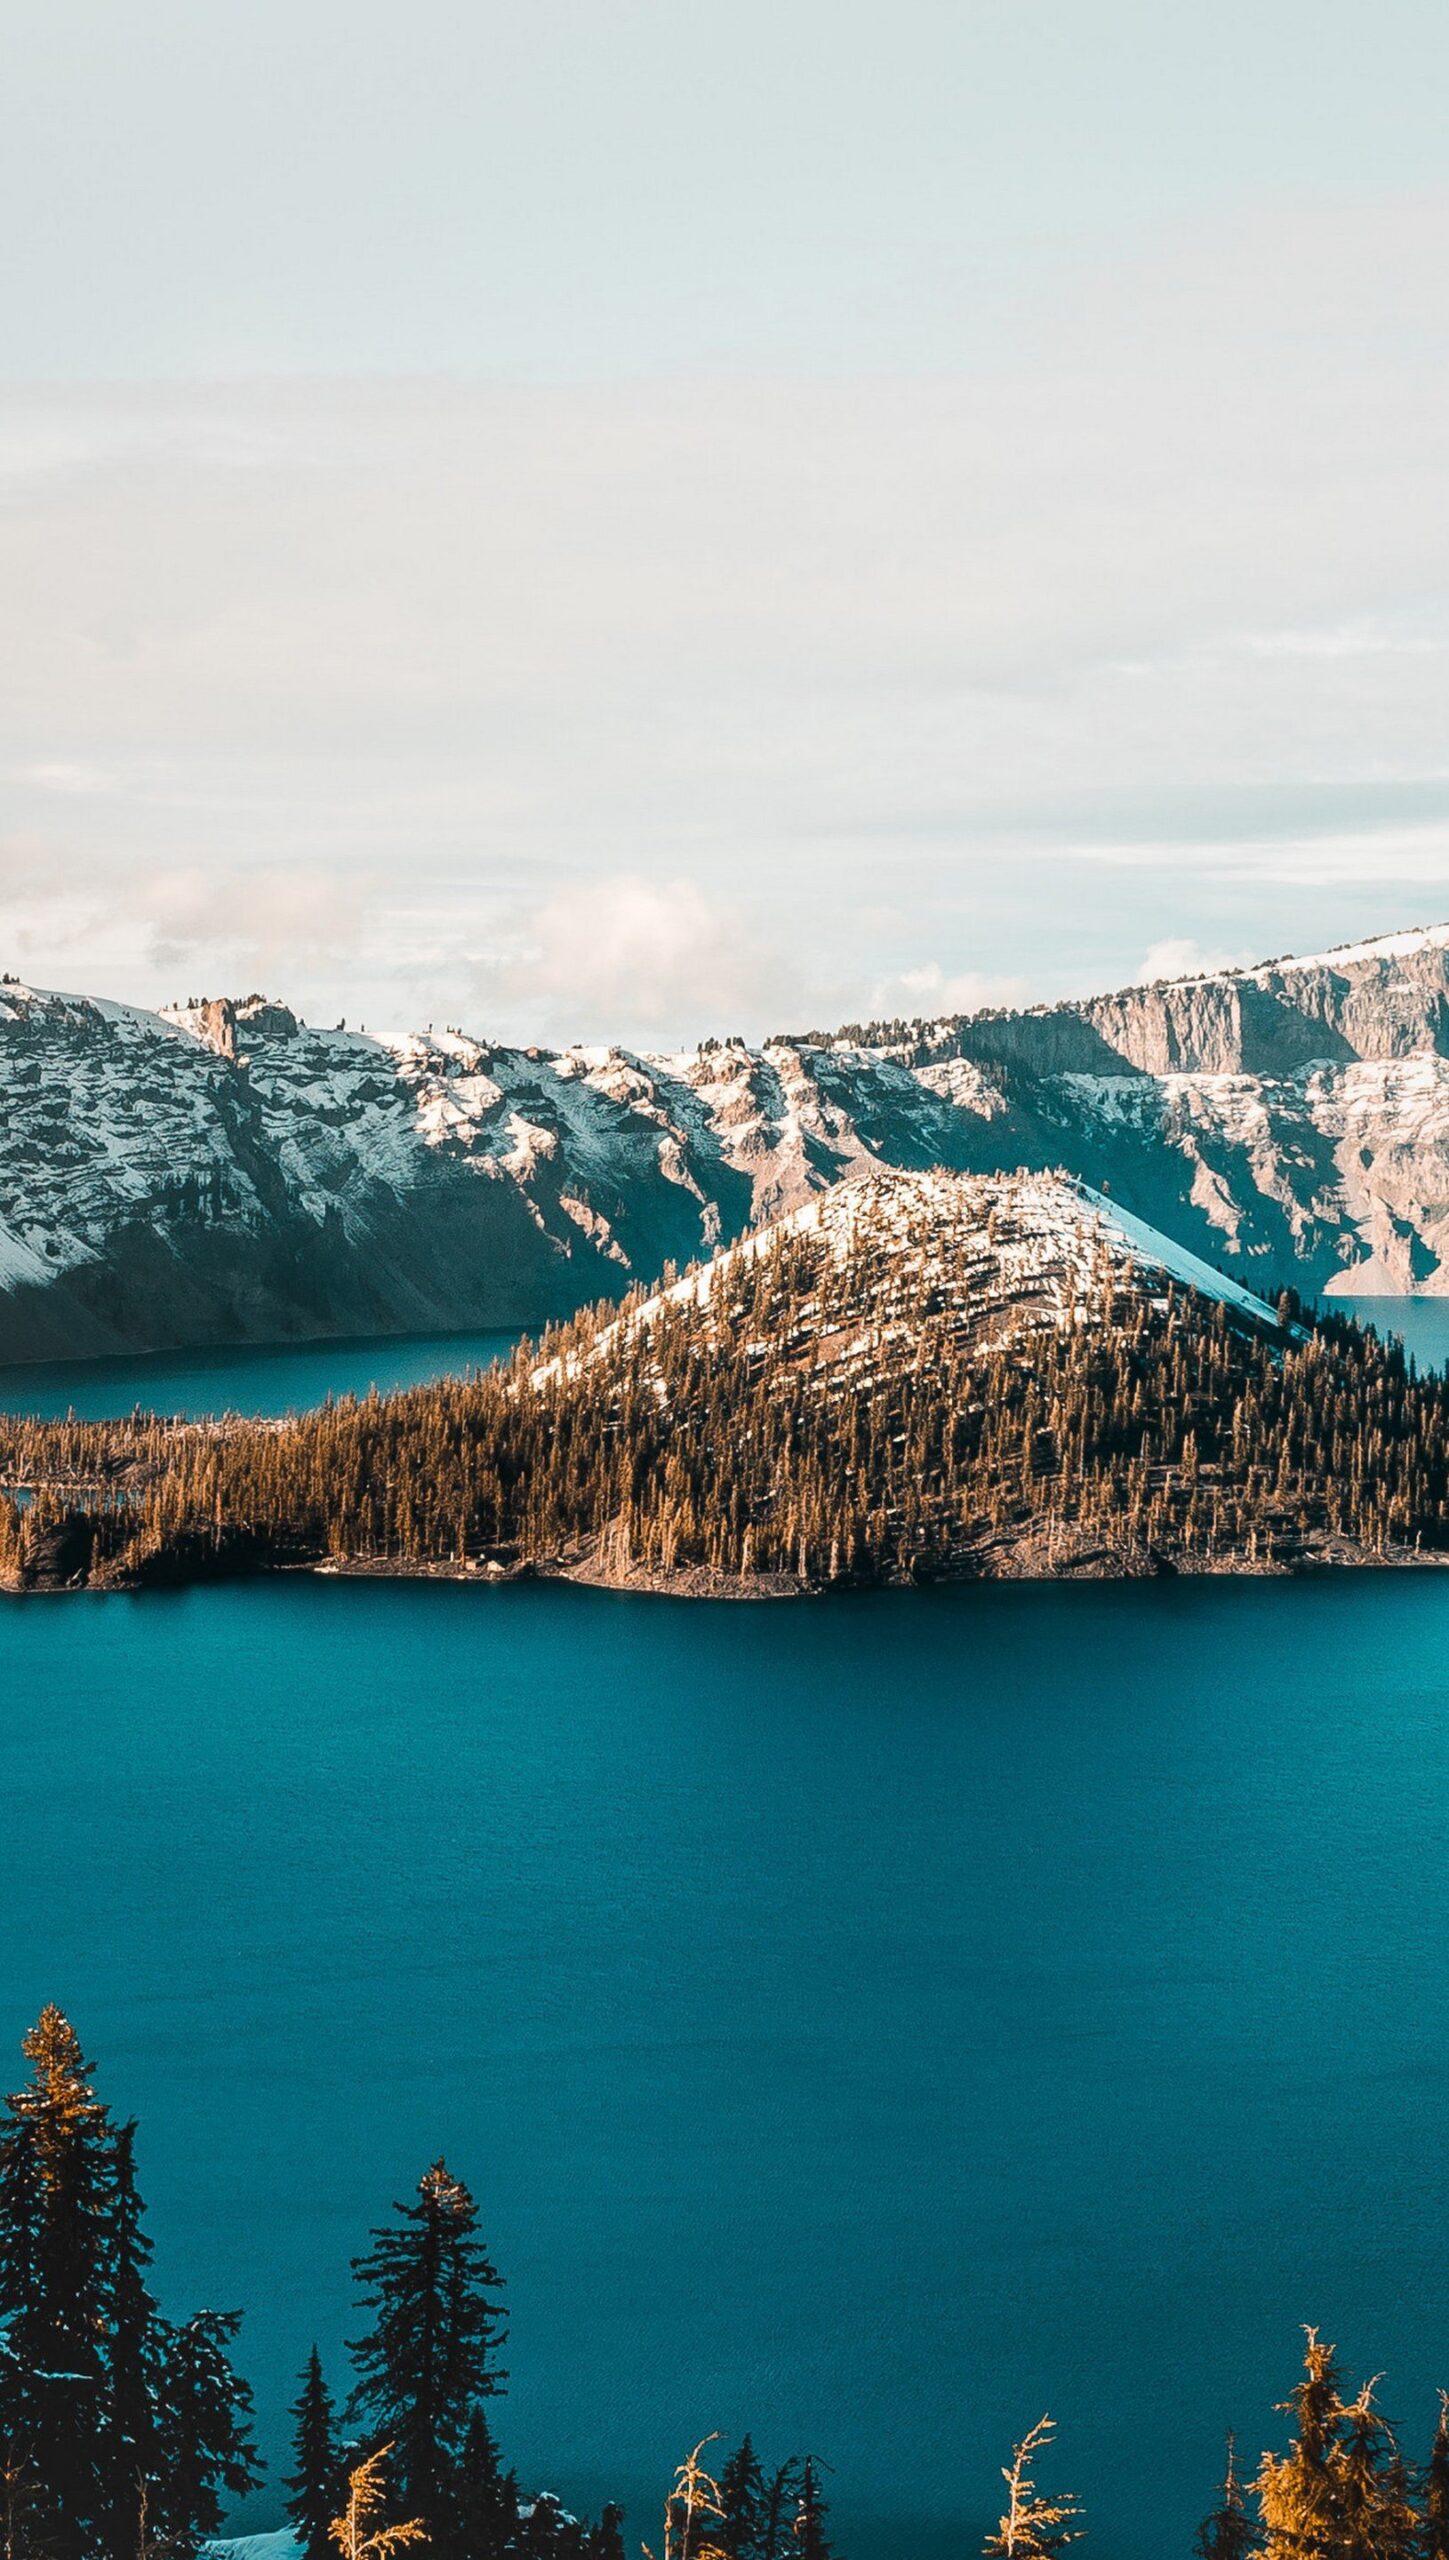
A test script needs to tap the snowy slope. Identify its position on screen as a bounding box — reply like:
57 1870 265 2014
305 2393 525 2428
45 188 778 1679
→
539 1168 1284 1396
1069 1182 1283 1322
203 2533 302 2560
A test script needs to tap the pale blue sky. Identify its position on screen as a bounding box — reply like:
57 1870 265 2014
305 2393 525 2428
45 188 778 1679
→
3 3 1449 1040
6 0 1449 381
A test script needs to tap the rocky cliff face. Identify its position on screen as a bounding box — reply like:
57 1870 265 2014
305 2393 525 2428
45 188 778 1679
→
6 924 1449 1363
927 926 1449 1080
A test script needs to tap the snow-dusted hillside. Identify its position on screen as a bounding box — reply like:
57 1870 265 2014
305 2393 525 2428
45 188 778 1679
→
6 923 1449 1362
544 1168 1286 1393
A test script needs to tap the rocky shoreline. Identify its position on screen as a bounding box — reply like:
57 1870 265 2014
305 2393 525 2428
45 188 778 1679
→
3 1517 1441 1601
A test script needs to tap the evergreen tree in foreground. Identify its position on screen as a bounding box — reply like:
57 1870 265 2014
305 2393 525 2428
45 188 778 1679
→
590 2503 626 2560
761 2461 802 2560
102 2117 161 2560
153 2307 259 2549
719 2436 767 2560
792 2459 834 2560
0 2008 259 2560
1252 2331 1419 2559
0 2007 113 2560
347 2159 507 2554
288 2347 346 2560
983 2417 1081 2558
454 2405 520 2560
1193 2435 1256 2560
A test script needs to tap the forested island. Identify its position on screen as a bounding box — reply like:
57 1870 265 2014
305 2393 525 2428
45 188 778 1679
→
1 2003 1446 2560
1 1171 1447 1598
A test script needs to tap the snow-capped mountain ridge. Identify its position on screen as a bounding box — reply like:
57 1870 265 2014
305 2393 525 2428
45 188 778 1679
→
6 923 1449 1364
1155 920 1449 985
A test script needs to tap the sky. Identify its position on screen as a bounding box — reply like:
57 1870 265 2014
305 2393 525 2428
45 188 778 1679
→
4 0 1449 1046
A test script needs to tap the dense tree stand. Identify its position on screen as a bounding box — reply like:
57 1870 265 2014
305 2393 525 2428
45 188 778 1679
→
0 2008 257 2560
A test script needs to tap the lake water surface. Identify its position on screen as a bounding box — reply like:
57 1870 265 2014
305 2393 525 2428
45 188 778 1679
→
0 1325 526 1420
4 1569 1449 2556
3 1306 1449 2554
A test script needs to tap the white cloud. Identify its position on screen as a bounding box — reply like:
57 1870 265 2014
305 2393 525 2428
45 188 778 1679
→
141 863 374 984
479 873 799 1048
871 961 1035 1018
1131 938 1250 985
1088 826 1449 892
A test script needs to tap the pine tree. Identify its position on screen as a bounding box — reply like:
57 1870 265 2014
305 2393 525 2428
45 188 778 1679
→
792 2460 833 2560
330 2446 426 2560
347 2162 507 2552
719 2438 767 2560
1254 2329 1343 2555
0 2084 44 2505
761 2464 801 2560
1194 2436 1256 2560
1335 2381 1417 2557
454 2407 519 2560
983 2417 1082 2558
588 2505 626 2560
288 2349 345 2560
0 2010 260 2560
1253 2333 1419 2560
101 2119 161 2560
152 2308 261 2556
0 2007 115 2560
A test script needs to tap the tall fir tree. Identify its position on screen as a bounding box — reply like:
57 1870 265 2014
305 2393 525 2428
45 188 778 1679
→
791 2460 833 2560
1194 2435 1256 2560
1253 2332 1342 2556
719 2438 767 2560
1253 2333 1419 2560
287 2349 345 2560
0 2010 257 2560
152 2308 261 2556
0 2086 44 2528
454 2406 519 2560
1335 2383 1417 2558
588 2504 626 2560
761 2462 801 2560
100 2119 161 2560
0 2007 115 2560
347 2160 507 2552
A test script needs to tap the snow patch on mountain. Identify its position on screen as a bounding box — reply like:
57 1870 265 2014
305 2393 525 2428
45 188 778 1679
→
539 1169 1284 1394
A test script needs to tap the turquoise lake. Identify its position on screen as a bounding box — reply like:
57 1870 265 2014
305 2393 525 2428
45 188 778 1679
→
2 1305 1449 2551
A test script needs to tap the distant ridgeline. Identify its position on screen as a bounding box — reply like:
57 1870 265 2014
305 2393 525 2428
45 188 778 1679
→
4 2004 1448 2559
0 1171 1445 1597
14 922 1449 1364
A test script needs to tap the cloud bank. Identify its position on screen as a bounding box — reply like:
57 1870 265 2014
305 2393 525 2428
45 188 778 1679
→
3 193 1449 1043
